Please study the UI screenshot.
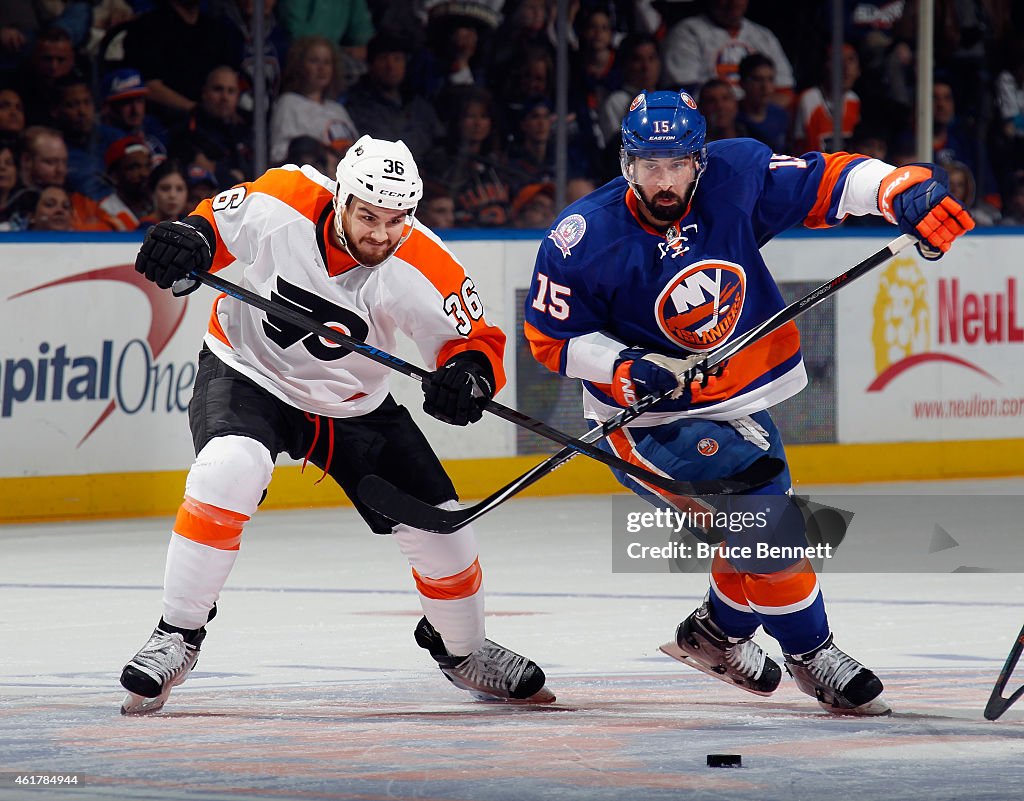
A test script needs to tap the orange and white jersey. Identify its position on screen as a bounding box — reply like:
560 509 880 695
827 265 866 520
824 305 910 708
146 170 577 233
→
190 165 506 418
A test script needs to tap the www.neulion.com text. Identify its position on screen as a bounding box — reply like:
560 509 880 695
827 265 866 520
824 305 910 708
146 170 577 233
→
913 394 1024 419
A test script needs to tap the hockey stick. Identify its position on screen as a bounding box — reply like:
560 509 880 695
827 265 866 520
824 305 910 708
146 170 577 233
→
984 622 1024 720
189 269 758 497
357 233 917 533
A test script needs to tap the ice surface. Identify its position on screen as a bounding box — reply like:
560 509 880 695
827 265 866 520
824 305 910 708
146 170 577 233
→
2 480 1023 800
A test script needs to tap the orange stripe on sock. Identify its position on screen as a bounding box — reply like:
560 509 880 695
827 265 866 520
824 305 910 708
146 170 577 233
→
412 557 482 600
710 553 748 606
740 558 818 609
173 496 249 551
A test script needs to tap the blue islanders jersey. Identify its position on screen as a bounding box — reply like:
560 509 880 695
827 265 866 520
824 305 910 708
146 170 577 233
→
524 138 891 423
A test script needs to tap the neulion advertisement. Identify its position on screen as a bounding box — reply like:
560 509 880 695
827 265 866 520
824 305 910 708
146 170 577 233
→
836 238 1024 442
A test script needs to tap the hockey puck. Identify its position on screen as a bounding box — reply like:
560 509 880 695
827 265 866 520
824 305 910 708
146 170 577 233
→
706 754 742 768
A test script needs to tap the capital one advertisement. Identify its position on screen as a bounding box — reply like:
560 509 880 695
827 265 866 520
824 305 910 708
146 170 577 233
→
837 237 1024 442
0 243 215 477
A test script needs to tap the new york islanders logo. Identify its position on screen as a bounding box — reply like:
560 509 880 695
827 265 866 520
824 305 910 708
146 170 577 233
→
655 260 746 351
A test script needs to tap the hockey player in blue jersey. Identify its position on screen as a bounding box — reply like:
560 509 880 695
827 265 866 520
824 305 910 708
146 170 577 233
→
524 90 973 715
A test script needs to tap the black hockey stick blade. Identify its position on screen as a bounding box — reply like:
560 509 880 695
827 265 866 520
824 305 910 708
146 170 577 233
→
984 622 1024 721
359 456 785 534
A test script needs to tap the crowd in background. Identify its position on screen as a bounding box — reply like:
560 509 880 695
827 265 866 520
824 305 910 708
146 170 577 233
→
0 0 1022 233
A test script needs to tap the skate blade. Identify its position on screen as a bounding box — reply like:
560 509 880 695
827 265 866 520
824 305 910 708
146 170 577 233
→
120 690 170 716
818 694 892 716
659 640 776 697
449 678 556 704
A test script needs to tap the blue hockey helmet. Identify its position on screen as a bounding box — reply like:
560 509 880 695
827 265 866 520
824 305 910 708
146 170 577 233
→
620 90 708 213
621 90 707 159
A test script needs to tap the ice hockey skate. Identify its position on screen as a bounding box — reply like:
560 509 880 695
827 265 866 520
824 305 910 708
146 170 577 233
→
784 634 891 715
414 617 555 703
119 624 206 715
659 602 782 696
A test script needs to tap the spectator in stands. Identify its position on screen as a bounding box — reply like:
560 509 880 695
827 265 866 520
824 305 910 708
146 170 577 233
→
270 35 359 164
599 32 662 146
409 1 499 102
100 67 169 163
185 162 219 208
570 7 617 114
991 43 1024 195
13 25 80 125
0 184 80 231
660 0 795 105
495 44 554 126
423 85 512 227
210 0 287 112
282 134 331 175
999 170 1024 227
416 179 455 230
848 123 889 161
346 33 444 161
89 1 137 51
122 0 238 124
18 125 68 190
98 134 154 229
0 137 23 223
700 78 749 142
510 180 555 229
0 88 26 138
0 4 35 70
506 96 556 193
489 0 555 86
736 53 789 153
138 158 189 228
23 185 76 230
170 65 252 187
278 0 374 69
792 44 861 154
18 123 112 229
51 72 120 200
944 158 999 227
904 78 999 204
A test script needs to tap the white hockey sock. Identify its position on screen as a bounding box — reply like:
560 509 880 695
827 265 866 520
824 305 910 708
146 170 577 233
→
162 533 238 630
392 505 486 656
419 593 485 657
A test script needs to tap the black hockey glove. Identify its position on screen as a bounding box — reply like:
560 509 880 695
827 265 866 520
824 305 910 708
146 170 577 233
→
135 220 213 294
422 352 495 426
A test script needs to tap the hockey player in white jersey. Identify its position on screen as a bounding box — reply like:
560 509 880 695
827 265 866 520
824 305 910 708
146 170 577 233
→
119 135 554 714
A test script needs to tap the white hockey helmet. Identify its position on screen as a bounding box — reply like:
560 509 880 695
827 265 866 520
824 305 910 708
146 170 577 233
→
334 135 423 213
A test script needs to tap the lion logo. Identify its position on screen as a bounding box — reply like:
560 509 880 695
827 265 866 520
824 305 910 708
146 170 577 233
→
872 258 929 375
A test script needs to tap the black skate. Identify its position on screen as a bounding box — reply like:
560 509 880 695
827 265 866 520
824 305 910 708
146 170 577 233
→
120 622 206 715
414 617 555 703
660 602 782 696
784 635 890 715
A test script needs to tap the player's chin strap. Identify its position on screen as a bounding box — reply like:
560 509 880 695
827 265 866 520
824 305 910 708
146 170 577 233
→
357 233 918 534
